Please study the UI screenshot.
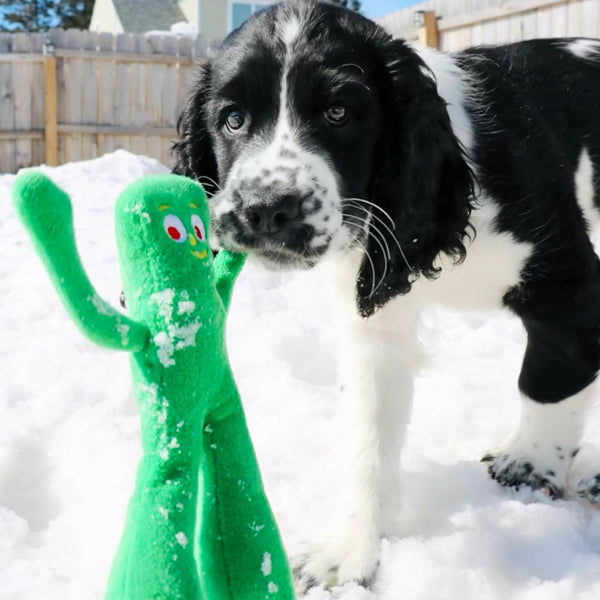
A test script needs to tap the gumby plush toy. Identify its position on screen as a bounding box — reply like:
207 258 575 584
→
12 172 295 600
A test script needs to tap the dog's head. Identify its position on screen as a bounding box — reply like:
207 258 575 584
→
173 0 473 316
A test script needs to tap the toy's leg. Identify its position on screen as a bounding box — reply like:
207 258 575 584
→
104 451 202 600
197 405 294 600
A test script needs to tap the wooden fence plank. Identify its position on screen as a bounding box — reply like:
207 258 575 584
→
130 32 150 157
161 36 179 166
54 48 194 65
537 6 553 37
508 13 524 42
14 34 33 170
81 31 100 162
495 16 510 42
177 36 194 61
57 124 174 135
31 43 45 166
581 0 599 37
0 33 14 53
114 33 135 155
455 22 473 47
0 58 15 173
471 21 484 45
0 54 42 62
481 17 497 43
522 9 538 39
567 0 584 37
550 3 567 37
417 11 439 47
97 32 116 156
146 35 165 165
0 130 44 140
62 29 84 163
43 51 58 167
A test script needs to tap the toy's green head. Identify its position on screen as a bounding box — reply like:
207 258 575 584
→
115 175 213 306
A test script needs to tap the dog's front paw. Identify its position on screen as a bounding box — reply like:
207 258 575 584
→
576 474 600 504
483 451 566 498
292 534 380 594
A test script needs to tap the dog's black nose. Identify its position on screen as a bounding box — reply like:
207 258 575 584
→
243 194 303 235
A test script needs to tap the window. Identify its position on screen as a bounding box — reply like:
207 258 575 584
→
229 1 274 31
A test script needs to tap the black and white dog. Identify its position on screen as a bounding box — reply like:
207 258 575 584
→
173 0 600 589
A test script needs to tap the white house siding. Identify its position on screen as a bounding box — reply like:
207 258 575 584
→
90 0 124 33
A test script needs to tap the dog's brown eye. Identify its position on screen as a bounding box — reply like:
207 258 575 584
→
325 103 349 126
225 108 246 133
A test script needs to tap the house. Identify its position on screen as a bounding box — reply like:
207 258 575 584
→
90 0 278 38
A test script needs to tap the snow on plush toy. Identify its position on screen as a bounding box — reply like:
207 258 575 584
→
12 172 295 600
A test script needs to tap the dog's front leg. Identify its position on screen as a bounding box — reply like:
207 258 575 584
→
296 293 421 591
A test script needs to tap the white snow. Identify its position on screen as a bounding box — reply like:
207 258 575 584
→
149 288 202 366
146 21 198 39
175 531 188 548
262 551 273 576
2 150 600 600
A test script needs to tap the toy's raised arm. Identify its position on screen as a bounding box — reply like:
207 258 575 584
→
12 172 149 352
213 250 247 311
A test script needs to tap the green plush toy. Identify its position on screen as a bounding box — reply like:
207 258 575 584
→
12 172 295 600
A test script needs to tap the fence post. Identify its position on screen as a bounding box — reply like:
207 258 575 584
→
43 39 58 166
415 11 439 49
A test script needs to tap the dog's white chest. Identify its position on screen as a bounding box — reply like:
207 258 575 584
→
408 200 533 311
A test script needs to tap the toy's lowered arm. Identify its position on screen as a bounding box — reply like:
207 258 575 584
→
213 250 247 311
12 172 149 352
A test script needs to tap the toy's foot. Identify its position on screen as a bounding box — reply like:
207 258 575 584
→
576 474 600 504
482 451 566 499
292 534 379 594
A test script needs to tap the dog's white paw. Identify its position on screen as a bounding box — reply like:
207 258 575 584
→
576 474 600 504
482 395 588 499
292 533 380 594
482 442 572 499
484 451 565 498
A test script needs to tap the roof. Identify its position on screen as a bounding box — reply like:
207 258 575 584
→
112 0 187 33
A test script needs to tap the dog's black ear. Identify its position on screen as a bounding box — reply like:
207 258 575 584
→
171 62 219 196
356 40 474 317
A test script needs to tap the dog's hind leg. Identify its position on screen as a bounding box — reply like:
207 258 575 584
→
487 280 600 498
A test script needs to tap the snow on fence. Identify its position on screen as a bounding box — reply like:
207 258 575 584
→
0 29 211 174
378 0 600 51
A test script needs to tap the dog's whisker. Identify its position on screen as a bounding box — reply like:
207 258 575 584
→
342 218 383 298
350 236 377 299
344 215 390 264
344 200 392 236
342 197 396 230
344 214 390 296
197 175 223 192
341 216 369 246
344 200 415 273
343 209 392 260
342 211 388 261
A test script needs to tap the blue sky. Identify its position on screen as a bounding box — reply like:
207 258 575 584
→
361 0 421 19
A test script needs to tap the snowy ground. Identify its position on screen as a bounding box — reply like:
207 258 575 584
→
2 151 600 600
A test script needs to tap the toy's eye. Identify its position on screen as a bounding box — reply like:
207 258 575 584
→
191 214 206 241
163 215 187 243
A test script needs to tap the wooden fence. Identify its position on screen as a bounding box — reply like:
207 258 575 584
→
0 29 211 174
378 0 600 51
